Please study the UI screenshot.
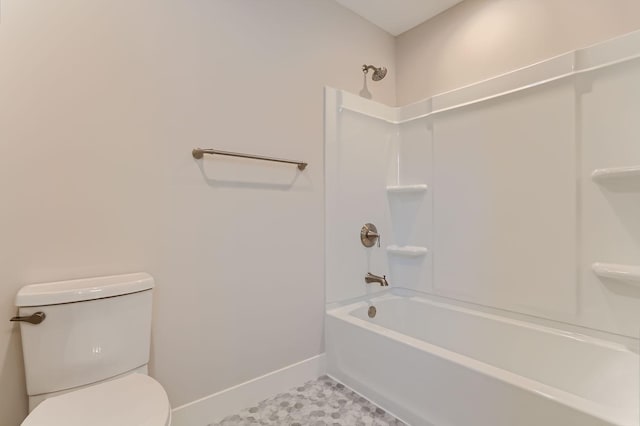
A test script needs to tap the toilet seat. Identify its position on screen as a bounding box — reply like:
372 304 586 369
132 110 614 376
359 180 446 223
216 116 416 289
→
22 373 171 426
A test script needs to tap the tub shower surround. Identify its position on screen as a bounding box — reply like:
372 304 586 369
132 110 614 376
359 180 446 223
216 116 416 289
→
325 30 640 426
214 376 404 426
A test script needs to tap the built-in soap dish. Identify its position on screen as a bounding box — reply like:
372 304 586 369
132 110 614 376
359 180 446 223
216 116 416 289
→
386 184 428 194
592 262 640 286
387 245 428 257
592 166 640 188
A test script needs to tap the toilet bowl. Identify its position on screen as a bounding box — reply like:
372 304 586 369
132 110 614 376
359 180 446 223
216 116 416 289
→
22 374 171 426
12 273 171 425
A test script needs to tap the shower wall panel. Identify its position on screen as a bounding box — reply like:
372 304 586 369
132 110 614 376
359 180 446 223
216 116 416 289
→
327 29 640 339
325 91 397 304
579 58 640 337
430 81 578 321
388 119 433 293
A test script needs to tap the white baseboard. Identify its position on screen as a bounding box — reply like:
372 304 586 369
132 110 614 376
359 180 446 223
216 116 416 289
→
171 354 326 426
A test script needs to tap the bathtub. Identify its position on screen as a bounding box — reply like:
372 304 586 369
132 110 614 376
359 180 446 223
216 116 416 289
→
326 291 639 426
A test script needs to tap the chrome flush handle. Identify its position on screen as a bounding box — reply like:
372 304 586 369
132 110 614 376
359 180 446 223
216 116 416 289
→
10 312 46 325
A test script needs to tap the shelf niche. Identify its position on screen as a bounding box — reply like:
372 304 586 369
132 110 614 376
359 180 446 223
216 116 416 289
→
592 166 640 186
592 262 640 286
386 184 428 194
387 245 428 257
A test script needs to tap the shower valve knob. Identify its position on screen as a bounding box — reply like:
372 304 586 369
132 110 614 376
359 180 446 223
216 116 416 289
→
361 223 380 248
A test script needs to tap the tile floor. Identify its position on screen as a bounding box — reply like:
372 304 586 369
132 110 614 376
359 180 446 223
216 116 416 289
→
213 375 405 426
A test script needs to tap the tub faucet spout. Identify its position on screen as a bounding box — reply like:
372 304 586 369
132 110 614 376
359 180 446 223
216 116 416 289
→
365 273 389 287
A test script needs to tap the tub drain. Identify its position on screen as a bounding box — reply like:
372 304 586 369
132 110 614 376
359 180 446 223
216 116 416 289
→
368 306 377 318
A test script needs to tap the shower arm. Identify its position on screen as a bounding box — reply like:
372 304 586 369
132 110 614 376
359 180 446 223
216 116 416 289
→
362 65 376 74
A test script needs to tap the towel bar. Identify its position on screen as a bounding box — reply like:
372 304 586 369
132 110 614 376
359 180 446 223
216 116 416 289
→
192 148 307 171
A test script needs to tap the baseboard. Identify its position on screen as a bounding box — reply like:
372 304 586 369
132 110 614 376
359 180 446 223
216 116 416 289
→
171 354 326 426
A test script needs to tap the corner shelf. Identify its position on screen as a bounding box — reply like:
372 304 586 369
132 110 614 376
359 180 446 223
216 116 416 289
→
387 245 428 257
386 184 428 194
591 166 640 185
592 262 640 286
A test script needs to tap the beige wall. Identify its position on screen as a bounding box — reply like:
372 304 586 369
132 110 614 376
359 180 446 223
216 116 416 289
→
0 1 394 424
4 1 640 424
396 0 640 105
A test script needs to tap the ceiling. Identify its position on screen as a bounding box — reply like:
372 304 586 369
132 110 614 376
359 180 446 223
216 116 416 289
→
334 0 464 36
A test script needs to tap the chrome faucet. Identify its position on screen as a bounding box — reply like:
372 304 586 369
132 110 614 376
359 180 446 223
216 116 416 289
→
365 272 389 287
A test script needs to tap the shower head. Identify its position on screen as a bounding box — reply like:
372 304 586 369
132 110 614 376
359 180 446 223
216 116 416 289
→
362 64 388 81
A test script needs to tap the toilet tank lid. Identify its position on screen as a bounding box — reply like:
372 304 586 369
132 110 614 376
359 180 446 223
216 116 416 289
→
15 272 154 307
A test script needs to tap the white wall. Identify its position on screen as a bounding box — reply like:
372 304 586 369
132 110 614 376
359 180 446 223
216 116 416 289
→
396 0 640 104
579 56 640 338
430 80 578 321
324 90 434 304
0 1 395 424
324 90 397 304
326 31 640 340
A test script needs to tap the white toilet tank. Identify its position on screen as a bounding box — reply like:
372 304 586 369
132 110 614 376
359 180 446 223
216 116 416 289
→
15 273 154 404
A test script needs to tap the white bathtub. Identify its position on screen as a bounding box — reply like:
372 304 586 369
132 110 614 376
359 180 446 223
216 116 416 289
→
326 292 639 426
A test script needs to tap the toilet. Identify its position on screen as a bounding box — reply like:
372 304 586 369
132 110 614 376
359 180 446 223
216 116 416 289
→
13 272 171 426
